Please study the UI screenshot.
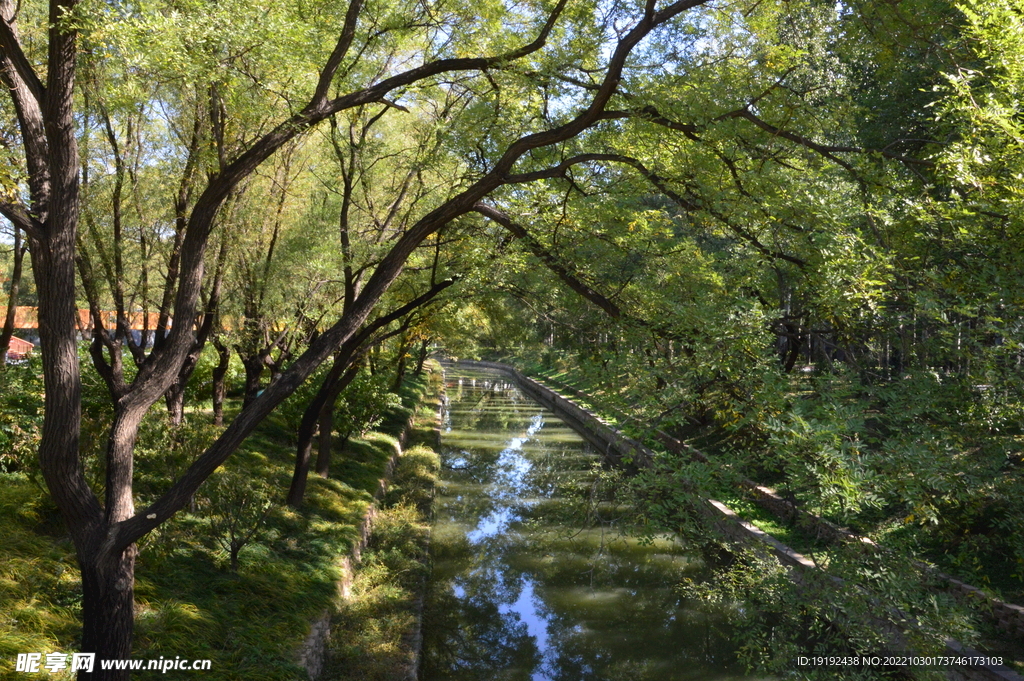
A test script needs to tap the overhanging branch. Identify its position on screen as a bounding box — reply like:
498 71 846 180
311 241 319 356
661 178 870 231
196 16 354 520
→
473 202 623 319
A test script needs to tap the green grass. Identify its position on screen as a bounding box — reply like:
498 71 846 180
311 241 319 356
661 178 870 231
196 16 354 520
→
0 367 440 680
524 364 1024 672
714 489 834 560
323 367 442 681
527 369 627 430
323 446 440 681
0 475 81 679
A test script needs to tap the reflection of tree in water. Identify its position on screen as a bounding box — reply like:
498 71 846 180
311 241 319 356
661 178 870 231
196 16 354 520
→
436 444 526 541
447 379 528 434
536 582 732 681
427 370 748 681
520 447 589 499
422 569 541 680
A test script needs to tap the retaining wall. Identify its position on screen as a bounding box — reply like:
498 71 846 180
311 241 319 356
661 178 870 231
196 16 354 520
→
299 389 431 680
450 359 1023 681
531 366 1024 640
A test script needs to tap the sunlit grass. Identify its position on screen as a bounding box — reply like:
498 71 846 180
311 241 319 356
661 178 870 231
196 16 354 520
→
323 368 442 680
129 379 432 678
324 447 439 681
0 474 80 679
0 371 437 680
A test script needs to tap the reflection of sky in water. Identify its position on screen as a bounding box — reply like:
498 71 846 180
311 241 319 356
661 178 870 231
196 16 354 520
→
426 370 750 681
501 577 551 681
467 414 544 544
464 410 553 679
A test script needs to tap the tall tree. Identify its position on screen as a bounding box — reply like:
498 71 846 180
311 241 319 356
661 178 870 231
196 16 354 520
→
0 224 25 363
0 0 723 675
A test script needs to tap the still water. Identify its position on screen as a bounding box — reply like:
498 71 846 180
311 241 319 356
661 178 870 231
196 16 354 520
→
421 367 752 681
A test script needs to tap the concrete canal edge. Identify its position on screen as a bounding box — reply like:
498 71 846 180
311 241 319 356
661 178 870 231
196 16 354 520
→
450 359 1023 681
299 369 444 681
401 368 444 681
535 369 1024 643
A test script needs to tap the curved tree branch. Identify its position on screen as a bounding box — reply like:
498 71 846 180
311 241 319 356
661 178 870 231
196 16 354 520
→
106 0 714 553
473 202 624 319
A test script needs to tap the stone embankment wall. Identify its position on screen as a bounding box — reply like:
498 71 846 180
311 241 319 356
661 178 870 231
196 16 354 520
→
299 389 436 681
516 364 1024 641
452 359 1023 681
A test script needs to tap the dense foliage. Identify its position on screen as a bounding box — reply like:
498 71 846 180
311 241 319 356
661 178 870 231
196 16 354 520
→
2 0 1024 676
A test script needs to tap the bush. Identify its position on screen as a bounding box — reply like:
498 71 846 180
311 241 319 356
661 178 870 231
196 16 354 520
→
0 357 43 473
197 470 275 573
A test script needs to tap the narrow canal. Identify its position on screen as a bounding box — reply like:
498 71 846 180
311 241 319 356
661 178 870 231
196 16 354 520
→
421 366 755 681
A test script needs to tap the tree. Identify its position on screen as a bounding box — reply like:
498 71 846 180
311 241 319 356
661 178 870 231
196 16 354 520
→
0 0 724 675
199 469 274 573
0 223 26 364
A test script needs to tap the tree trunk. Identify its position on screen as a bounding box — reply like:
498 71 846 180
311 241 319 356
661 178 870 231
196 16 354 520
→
287 283 455 503
241 355 264 409
414 338 430 376
391 332 410 392
287 357 361 506
160 237 227 423
783 322 803 373
314 362 362 478
319 434 349 478
287 398 322 507
0 226 25 365
79 544 137 681
392 355 407 392
163 341 209 425
366 345 375 375
316 400 334 478
164 382 186 427
74 404 144 681
212 339 230 426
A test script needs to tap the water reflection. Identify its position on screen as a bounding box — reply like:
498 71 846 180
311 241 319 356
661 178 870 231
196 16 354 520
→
422 368 753 681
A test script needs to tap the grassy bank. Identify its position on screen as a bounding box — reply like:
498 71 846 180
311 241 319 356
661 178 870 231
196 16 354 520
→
510 360 1024 672
0 366 441 680
323 373 443 681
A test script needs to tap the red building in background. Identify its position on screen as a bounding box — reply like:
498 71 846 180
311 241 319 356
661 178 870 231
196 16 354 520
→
6 336 33 360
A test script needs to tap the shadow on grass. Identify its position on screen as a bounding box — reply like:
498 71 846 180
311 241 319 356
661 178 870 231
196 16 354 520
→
0 369 439 680
128 374 436 679
324 446 440 681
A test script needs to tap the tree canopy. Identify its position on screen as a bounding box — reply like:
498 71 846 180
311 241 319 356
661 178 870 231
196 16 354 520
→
3 0 1024 677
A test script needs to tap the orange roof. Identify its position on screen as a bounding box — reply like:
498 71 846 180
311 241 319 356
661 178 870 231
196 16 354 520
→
13 307 166 331
13 306 37 328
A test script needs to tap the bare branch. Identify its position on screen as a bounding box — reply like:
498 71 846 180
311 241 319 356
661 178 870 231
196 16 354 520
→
0 0 44 104
0 200 39 239
504 153 631 183
312 0 366 104
606 104 934 171
722 107 934 168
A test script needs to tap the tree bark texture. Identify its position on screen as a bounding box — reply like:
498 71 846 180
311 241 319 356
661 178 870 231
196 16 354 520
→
315 400 334 478
287 354 358 507
313 361 362 480
212 339 230 426
414 338 430 377
0 0 710 675
79 544 137 675
241 354 264 409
